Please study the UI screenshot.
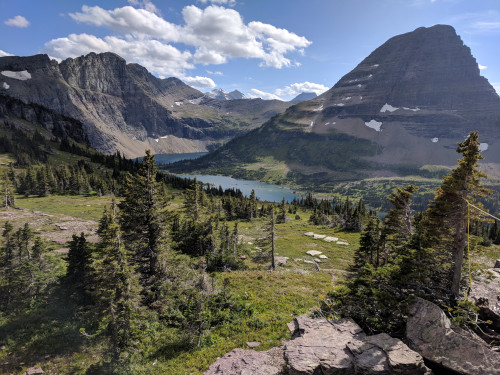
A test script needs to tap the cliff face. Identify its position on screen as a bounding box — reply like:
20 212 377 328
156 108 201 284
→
171 25 500 182
0 94 88 144
0 52 290 157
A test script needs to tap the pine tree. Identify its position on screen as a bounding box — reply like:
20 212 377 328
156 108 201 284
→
92 203 142 362
422 131 490 298
119 150 168 299
65 232 93 305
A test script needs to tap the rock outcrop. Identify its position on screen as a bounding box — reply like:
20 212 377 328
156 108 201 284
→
0 53 290 157
405 297 500 375
205 315 430 375
285 315 430 375
0 94 88 144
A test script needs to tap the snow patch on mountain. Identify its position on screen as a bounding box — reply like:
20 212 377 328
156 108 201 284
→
479 143 489 151
432 138 438 143
2 82 9 89
365 120 382 131
380 103 398 113
1 70 31 80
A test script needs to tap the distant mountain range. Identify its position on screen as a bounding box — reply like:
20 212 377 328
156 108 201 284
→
0 53 291 157
290 92 317 103
169 25 500 184
205 88 246 100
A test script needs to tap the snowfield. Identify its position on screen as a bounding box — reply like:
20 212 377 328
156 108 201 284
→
1 70 31 80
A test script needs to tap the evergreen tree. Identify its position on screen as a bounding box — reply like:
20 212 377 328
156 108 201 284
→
92 203 142 362
65 232 93 305
421 131 490 298
119 150 168 303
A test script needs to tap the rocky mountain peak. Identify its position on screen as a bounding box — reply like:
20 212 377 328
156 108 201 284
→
205 88 246 100
174 25 500 183
290 92 317 103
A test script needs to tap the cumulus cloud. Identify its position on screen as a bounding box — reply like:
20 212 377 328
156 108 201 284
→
44 33 194 78
44 3 310 78
250 81 329 101
0 50 14 57
182 76 216 89
128 0 161 15
249 89 283 101
478 64 487 70
4 15 30 28
275 81 329 98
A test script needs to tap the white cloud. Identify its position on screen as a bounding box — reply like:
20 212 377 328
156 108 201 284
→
4 15 30 28
0 50 14 57
207 70 223 76
478 64 487 70
275 81 329 98
128 0 161 15
69 5 179 41
249 89 283 101
183 76 216 89
46 3 311 78
198 0 237 6
44 33 194 78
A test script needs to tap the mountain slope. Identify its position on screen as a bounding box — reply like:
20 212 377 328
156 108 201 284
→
169 25 500 185
0 53 290 157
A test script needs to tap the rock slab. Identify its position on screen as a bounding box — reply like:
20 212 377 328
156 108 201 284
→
405 297 500 375
286 315 430 375
204 347 284 375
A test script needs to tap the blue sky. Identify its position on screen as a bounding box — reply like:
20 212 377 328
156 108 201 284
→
1 0 499 100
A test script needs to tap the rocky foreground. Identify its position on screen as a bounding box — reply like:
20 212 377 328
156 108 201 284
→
205 296 500 375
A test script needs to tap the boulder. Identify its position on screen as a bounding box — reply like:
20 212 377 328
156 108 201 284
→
203 347 285 375
405 297 500 375
285 315 429 375
494 259 500 268
305 250 322 256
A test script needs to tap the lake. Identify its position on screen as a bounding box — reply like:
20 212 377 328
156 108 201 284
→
178 174 302 203
147 152 303 202
142 152 208 164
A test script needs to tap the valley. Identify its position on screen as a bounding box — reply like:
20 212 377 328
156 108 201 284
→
1 7 500 374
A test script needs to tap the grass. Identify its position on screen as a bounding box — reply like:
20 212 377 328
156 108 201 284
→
134 269 333 374
14 194 115 221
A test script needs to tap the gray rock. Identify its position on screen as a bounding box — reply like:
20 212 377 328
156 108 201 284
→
405 297 500 375
246 341 261 348
494 259 500 268
203 347 284 375
285 315 429 375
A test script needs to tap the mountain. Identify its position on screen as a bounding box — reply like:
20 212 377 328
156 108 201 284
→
290 92 317 103
0 53 290 158
169 25 500 185
205 88 247 100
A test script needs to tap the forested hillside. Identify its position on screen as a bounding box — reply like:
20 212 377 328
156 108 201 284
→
1 107 499 374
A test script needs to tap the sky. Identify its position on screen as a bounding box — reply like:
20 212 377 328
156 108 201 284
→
0 0 499 100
